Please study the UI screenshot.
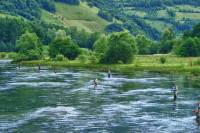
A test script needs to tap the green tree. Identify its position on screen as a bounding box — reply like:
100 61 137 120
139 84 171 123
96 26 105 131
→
159 28 176 53
100 32 138 64
191 23 200 38
93 35 108 54
15 32 43 61
161 28 175 42
48 37 81 59
55 29 67 39
177 37 200 57
135 34 152 55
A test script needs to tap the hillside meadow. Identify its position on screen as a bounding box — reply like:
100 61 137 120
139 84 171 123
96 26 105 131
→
41 2 110 32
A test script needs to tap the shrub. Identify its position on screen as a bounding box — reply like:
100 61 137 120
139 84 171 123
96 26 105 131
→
78 54 87 63
160 56 166 64
8 53 17 59
55 54 64 61
194 59 200 66
89 55 97 64
118 61 123 64
0 53 6 58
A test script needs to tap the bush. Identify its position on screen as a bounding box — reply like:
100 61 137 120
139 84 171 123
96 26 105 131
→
194 59 200 66
78 54 87 63
0 53 6 58
88 2 94 7
89 55 97 63
118 61 123 64
159 56 166 64
55 54 64 61
13 53 27 63
8 53 17 59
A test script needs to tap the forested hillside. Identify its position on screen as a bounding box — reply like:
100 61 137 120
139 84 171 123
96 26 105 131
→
85 0 200 40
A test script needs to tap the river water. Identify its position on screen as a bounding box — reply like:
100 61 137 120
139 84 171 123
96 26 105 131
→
0 60 200 133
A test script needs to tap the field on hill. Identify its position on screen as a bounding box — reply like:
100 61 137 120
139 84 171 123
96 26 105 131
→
123 4 200 35
41 2 110 32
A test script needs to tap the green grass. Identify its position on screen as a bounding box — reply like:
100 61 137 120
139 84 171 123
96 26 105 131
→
167 5 200 12
41 10 64 26
145 20 172 33
156 10 170 19
21 54 200 75
42 2 110 32
175 12 200 21
124 10 146 18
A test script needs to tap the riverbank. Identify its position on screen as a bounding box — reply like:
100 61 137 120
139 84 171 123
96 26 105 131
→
21 55 200 75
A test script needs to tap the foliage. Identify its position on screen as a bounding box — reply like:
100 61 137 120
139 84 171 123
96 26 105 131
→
98 10 113 22
159 28 176 53
118 61 123 64
194 59 200 66
14 32 43 62
55 54 64 61
149 42 159 54
88 2 94 7
89 54 97 63
8 52 17 59
105 23 124 33
135 34 152 55
93 35 108 54
161 28 175 42
159 56 166 64
100 32 138 64
48 37 81 60
78 54 87 63
54 0 80 5
177 37 200 57
0 53 6 58
55 29 67 39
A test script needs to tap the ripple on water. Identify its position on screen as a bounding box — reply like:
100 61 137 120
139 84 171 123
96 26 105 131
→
8 82 71 88
0 106 79 132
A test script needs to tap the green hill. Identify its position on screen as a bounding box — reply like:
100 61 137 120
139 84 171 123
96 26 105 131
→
41 2 110 32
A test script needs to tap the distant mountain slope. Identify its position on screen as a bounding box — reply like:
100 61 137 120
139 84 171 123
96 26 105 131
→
86 0 200 39
41 2 110 32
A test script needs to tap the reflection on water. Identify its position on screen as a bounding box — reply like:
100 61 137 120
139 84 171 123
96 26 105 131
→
0 60 200 132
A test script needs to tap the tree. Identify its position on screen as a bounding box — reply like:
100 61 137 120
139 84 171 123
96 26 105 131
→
14 32 43 61
159 28 176 53
177 37 200 57
87 31 101 49
48 37 81 59
135 34 152 55
93 35 108 54
55 29 67 39
100 32 138 64
161 28 175 42
191 23 200 38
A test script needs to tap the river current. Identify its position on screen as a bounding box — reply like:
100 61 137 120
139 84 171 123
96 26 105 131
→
0 60 200 132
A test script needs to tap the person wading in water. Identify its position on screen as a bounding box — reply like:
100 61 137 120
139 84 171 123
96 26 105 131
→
18 62 21 69
171 83 178 99
38 63 41 71
107 69 111 78
193 102 200 120
94 78 98 86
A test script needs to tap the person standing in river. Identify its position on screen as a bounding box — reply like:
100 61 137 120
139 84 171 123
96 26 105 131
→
18 62 21 69
38 63 41 71
54 67 57 73
171 83 178 99
94 78 98 86
193 102 200 120
107 69 111 78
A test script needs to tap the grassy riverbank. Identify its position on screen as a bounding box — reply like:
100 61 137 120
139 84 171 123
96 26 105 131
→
21 55 200 75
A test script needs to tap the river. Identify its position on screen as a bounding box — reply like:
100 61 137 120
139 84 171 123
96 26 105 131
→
0 60 200 132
